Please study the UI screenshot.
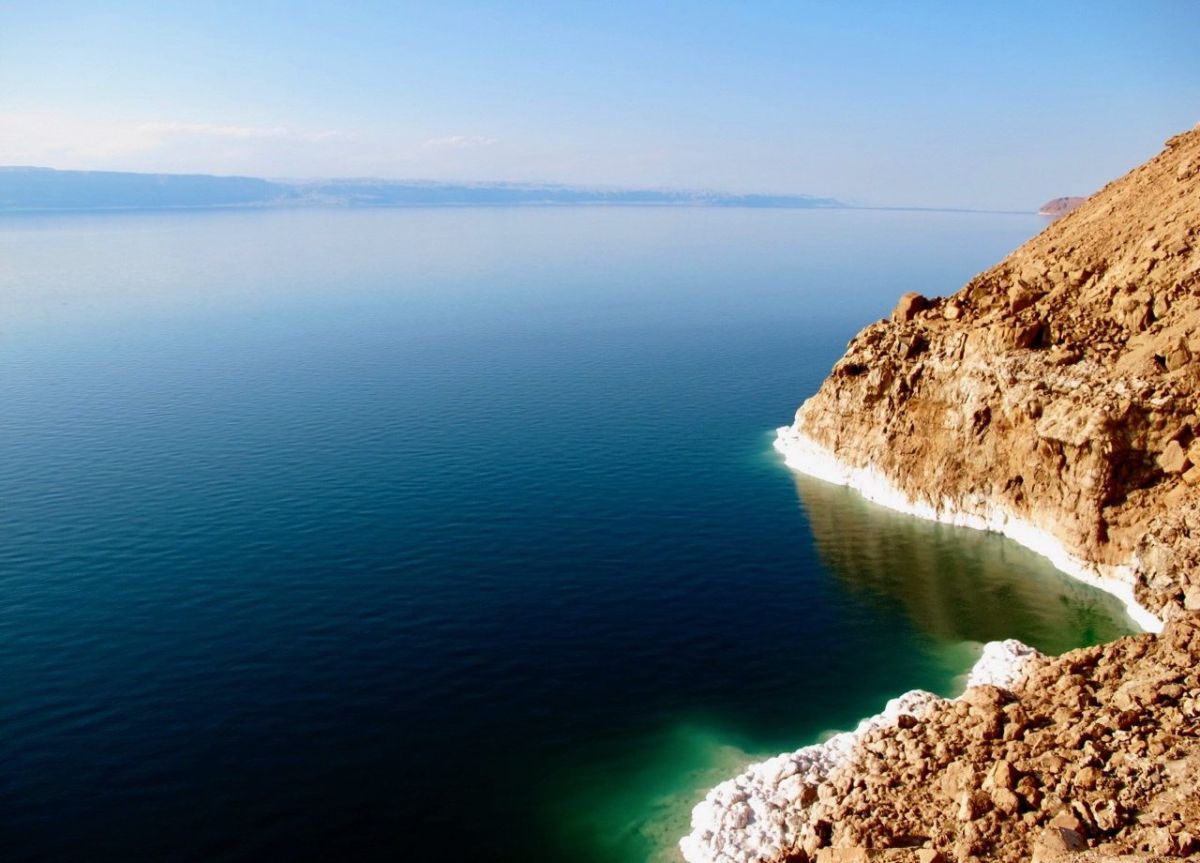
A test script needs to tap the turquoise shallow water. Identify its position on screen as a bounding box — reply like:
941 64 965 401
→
0 207 1132 862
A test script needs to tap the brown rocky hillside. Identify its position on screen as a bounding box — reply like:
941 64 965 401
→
792 124 1200 623
684 127 1200 863
795 613 1200 862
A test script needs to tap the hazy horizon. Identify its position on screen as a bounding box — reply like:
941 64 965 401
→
3 5 1188 860
0 164 1041 212
3 1 1198 210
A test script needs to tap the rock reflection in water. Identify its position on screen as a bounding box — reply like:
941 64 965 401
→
790 473 1134 654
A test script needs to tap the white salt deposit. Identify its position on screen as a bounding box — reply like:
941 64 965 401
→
772 425 1162 634
679 423 1165 863
679 640 1041 863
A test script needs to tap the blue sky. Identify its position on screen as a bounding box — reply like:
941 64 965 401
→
1 0 1197 208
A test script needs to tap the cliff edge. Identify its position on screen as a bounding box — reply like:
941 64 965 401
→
782 124 1200 627
682 125 1200 863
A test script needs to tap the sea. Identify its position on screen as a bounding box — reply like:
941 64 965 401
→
0 206 1134 862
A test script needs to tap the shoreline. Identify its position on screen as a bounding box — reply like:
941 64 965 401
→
679 640 1042 863
773 424 1163 635
681 126 1200 863
678 426 1163 863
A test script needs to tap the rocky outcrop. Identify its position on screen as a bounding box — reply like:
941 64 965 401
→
783 123 1200 627
680 642 1039 863
794 614 1200 862
682 618 1200 863
681 125 1200 863
684 615 1200 863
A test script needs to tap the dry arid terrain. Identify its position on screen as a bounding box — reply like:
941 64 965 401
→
796 124 1200 626
719 125 1200 863
789 614 1200 863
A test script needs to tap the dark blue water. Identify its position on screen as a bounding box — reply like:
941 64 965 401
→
0 208 1131 862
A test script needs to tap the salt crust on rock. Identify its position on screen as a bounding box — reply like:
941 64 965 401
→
773 427 1162 634
679 641 1039 863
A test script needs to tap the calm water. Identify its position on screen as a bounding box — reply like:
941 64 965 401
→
0 208 1132 862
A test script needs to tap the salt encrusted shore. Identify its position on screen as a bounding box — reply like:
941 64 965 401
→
678 427 1164 863
679 640 1042 863
681 127 1200 863
773 425 1162 635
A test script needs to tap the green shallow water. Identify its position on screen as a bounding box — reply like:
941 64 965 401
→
544 458 1134 863
791 472 1134 655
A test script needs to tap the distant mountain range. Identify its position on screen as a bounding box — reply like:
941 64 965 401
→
0 167 842 212
1037 196 1087 218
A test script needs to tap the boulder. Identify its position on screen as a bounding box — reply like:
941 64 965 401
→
992 787 1021 816
1048 346 1082 366
1009 321 1045 349
1165 337 1192 371
957 790 991 821
1031 826 1086 863
892 293 929 322
1158 439 1190 474
1009 286 1045 313
989 760 1017 791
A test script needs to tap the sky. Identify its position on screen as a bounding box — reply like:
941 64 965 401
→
1 0 1198 209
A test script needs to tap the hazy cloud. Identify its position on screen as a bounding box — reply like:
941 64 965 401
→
137 121 291 140
137 121 350 143
423 135 497 150
0 111 350 170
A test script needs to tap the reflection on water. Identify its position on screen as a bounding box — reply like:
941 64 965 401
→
791 473 1135 654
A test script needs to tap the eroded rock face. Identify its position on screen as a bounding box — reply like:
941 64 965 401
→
785 124 1200 624
680 126 1200 863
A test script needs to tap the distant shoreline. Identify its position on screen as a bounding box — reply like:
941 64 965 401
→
0 201 1036 217
0 166 1034 216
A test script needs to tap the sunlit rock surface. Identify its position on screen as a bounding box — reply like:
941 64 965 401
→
682 125 1200 863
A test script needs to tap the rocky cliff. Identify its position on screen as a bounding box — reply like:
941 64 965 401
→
782 124 1200 628
681 125 1200 863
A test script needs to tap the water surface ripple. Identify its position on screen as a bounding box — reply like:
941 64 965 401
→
0 208 1130 862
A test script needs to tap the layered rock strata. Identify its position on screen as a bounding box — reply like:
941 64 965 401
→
681 125 1200 863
